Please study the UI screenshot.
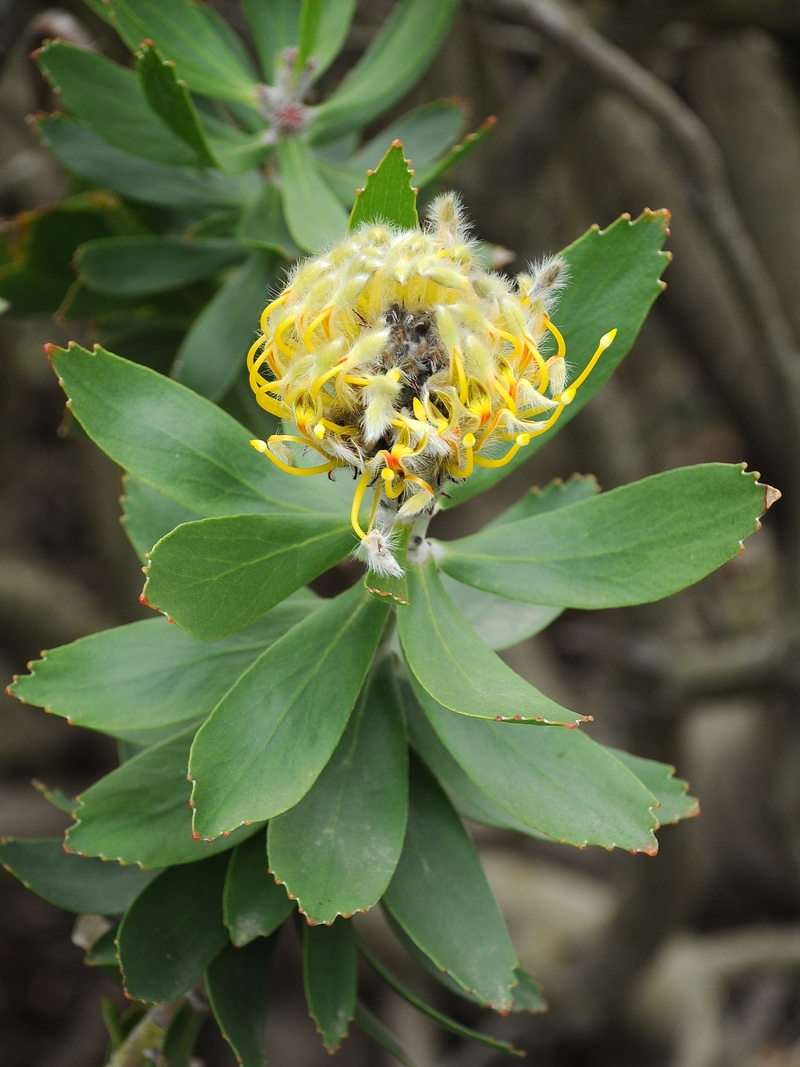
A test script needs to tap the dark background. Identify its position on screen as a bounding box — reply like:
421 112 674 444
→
3 1 800 1064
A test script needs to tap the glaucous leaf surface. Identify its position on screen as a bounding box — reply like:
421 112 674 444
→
143 513 354 639
37 115 257 209
398 558 582 724
206 937 277 1067
278 138 350 252
103 0 258 102
37 42 203 167
241 0 298 81
309 0 461 145
444 210 672 506
402 682 550 838
439 464 771 608
50 344 343 517
77 237 242 297
413 677 661 852
0 838 157 914
136 41 217 165
438 574 561 651
118 853 230 1002
349 142 418 231
434 475 600 647
382 758 519 1011
223 829 294 946
609 749 699 825
489 473 599 526
350 100 468 174
267 659 408 924
236 183 302 258
174 251 278 402
189 586 389 837
66 726 262 867
11 595 319 744
121 476 201 562
303 921 357 1053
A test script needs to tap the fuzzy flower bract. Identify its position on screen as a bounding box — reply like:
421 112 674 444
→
247 195 615 575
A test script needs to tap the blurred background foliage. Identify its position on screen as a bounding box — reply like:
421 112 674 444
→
2 1 800 1065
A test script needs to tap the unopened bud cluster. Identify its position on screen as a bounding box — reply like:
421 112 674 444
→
248 194 615 575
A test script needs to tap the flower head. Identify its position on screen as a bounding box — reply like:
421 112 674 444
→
248 194 615 573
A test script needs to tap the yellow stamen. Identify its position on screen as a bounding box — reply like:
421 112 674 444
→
303 306 333 353
252 439 339 477
449 432 475 478
474 432 532 468
559 328 617 401
350 469 372 540
452 349 468 403
259 290 290 333
543 316 566 359
275 315 297 358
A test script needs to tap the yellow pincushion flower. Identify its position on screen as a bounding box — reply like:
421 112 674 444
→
247 194 615 576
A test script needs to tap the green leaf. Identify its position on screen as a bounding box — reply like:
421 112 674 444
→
490 473 599 526
397 557 581 724
77 237 242 297
354 1002 415 1067
433 475 601 648
236 182 302 258
122 476 201 562
267 659 408 924
66 725 262 867
444 209 671 506
206 937 277 1067
224 829 293 946
414 115 496 187
309 0 461 145
0 838 156 913
412 676 661 852
439 574 560 650
85 925 120 966
313 0 358 76
36 41 204 167
136 41 217 165
174 251 277 402
383 757 519 1011
143 513 354 639
0 197 117 314
37 115 256 210
351 99 469 173
609 749 699 826
349 142 418 231
382 906 545 1014
278 138 349 252
49 343 343 517
296 0 324 71
189 585 388 836
438 464 772 608
401 679 548 837
162 1001 203 1067
118 853 229 1002
303 921 357 1052
104 0 258 102
241 0 298 82
356 939 525 1056
32 780 76 814
11 596 319 745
